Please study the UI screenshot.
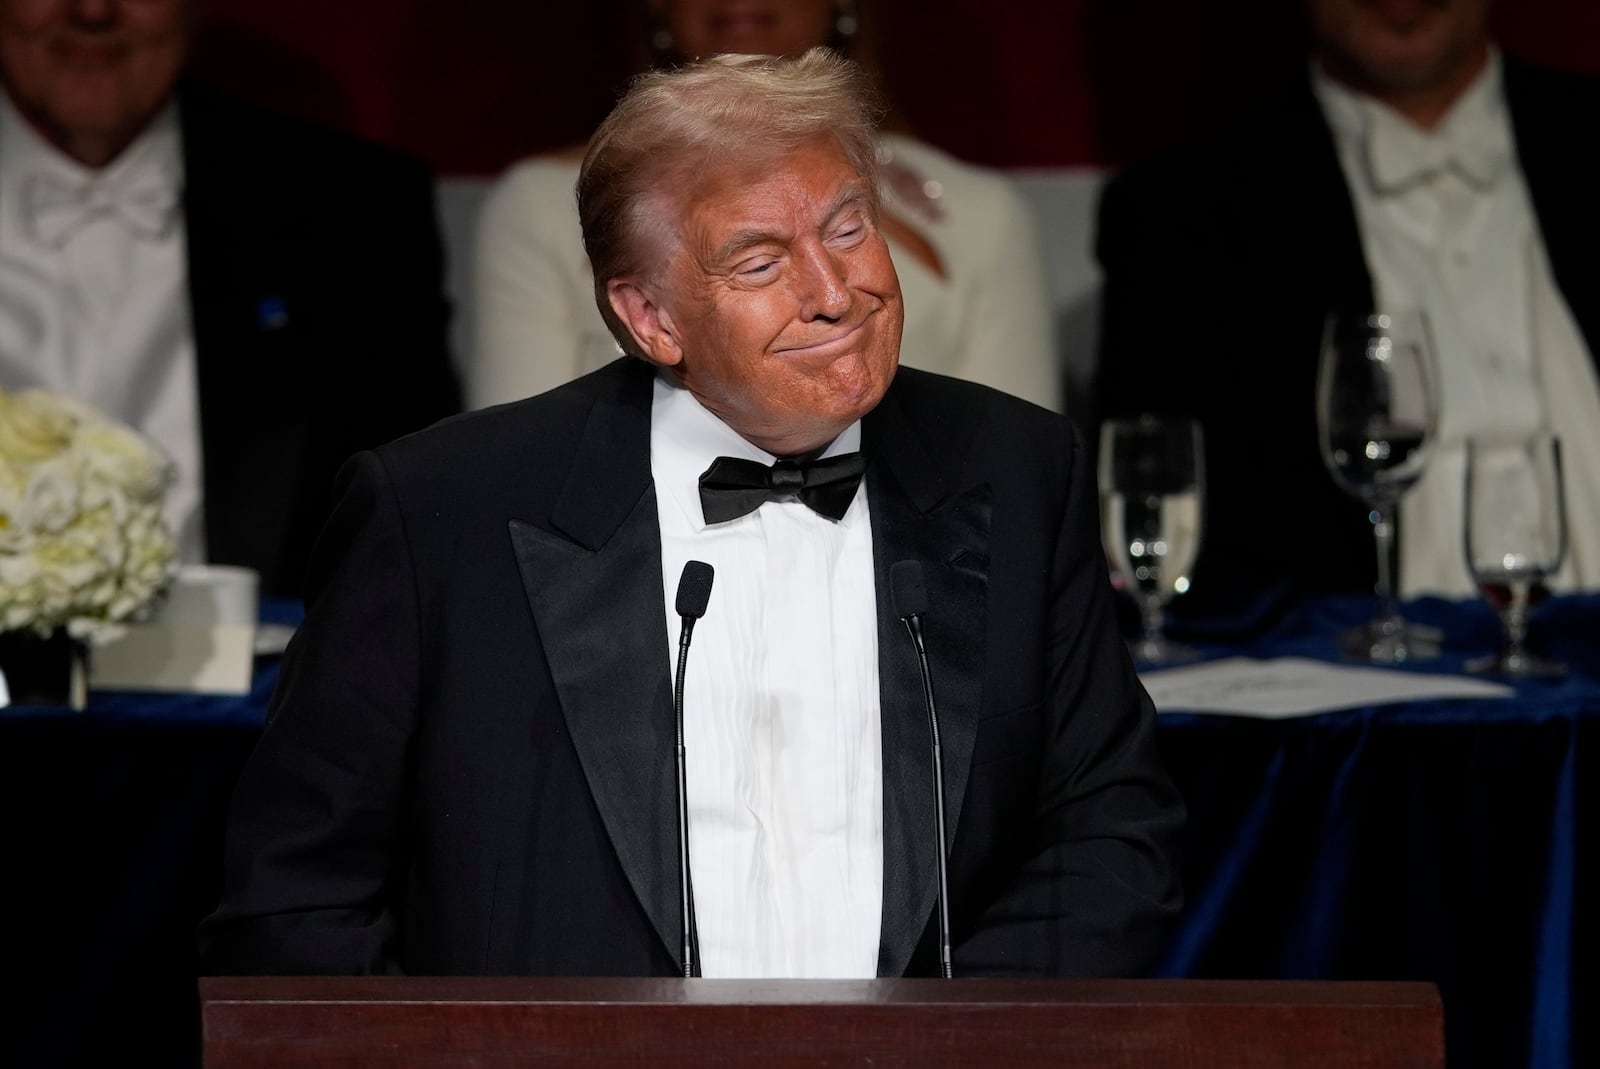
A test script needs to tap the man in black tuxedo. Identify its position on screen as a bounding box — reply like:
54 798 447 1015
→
201 50 1182 980
0 0 460 597
1095 0 1600 615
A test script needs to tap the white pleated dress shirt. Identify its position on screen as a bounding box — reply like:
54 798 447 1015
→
1313 54 1600 594
650 371 883 978
0 90 203 562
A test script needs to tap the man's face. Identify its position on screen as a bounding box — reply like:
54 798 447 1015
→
0 0 200 167
1308 0 1490 95
623 137 902 457
653 0 836 61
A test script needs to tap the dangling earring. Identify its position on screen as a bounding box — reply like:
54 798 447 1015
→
833 0 859 48
647 15 678 69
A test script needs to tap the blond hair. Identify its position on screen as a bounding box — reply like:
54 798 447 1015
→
578 48 882 355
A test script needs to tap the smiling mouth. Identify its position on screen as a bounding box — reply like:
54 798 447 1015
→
50 38 129 69
777 318 874 359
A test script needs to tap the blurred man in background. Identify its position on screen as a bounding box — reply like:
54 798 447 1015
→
0 0 461 597
201 49 1182 981
1095 0 1600 613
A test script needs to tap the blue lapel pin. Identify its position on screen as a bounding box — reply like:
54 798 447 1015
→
255 295 289 330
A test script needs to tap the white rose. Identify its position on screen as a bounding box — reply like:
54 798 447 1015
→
0 389 177 638
0 480 32 552
0 557 39 626
40 536 101 593
4 600 42 632
24 458 80 535
78 480 129 524
0 545 41 589
74 423 171 501
0 388 77 464
0 454 25 492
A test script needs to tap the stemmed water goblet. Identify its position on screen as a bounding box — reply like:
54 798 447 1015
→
1463 432 1567 677
1099 416 1204 666
1317 308 1440 663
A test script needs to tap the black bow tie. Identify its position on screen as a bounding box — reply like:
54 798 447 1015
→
698 453 867 524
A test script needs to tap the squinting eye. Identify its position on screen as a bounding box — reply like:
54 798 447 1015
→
739 260 777 277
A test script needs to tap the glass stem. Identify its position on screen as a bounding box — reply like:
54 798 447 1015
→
1140 593 1165 648
1371 501 1402 636
1504 581 1532 666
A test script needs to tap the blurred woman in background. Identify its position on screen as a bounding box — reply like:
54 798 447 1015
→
468 0 1060 412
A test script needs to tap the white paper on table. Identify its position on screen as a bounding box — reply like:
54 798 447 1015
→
90 565 259 696
1139 656 1514 718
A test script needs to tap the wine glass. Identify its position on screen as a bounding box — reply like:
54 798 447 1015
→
1099 417 1204 665
1317 308 1440 663
1463 433 1566 677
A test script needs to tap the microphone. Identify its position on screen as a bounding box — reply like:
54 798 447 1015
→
890 559 954 979
673 561 714 978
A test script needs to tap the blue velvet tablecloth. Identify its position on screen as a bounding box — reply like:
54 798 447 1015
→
1 594 1593 1068
0 602 298 1068
1153 593 1599 1069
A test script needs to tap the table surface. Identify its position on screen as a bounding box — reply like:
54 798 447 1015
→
2 593 1593 1069
1149 593 1598 1069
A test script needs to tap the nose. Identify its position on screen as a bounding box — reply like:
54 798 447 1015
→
68 0 120 28
795 240 851 323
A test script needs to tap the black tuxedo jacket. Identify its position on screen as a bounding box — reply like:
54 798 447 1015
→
179 87 461 596
1094 57 1600 615
200 359 1183 978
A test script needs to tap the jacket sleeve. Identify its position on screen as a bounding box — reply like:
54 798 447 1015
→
198 451 422 975
956 424 1185 976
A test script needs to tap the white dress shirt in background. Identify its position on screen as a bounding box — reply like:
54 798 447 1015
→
469 132 1060 412
1314 53 1600 595
651 372 883 978
0 90 205 563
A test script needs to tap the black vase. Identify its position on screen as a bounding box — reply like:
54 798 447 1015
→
0 629 88 710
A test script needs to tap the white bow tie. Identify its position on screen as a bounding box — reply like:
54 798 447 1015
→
20 171 179 249
1363 115 1513 194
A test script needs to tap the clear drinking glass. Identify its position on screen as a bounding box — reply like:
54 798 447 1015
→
1463 433 1566 677
1099 417 1204 665
1317 308 1440 663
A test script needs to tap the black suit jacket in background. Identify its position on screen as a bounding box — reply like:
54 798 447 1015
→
1093 57 1600 617
198 359 1184 979
180 86 462 597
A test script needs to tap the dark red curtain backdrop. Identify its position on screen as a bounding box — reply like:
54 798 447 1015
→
186 0 1600 176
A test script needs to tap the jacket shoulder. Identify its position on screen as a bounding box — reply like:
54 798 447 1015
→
374 359 643 486
884 366 1077 479
178 85 433 191
1102 72 1326 208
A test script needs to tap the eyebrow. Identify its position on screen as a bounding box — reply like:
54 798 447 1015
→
708 180 873 267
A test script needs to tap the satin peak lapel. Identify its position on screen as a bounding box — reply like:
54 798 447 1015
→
867 392 992 977
507 370 683 969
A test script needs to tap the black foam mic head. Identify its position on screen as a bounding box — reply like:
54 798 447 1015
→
675 560 715 619
890 559 928 619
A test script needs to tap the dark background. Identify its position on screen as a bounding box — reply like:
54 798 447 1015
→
184 0 1600 177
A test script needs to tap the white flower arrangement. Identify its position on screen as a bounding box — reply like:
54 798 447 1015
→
0 387 177 645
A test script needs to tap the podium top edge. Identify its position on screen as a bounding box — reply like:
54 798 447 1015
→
199 976 1441 1010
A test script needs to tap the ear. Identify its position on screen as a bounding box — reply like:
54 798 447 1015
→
607 278 684 368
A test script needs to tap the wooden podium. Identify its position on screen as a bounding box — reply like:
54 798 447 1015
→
200 976 1443 1067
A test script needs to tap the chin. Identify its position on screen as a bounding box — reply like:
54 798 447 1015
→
827 350 895 412
752 377 883 455
47 85 130 127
